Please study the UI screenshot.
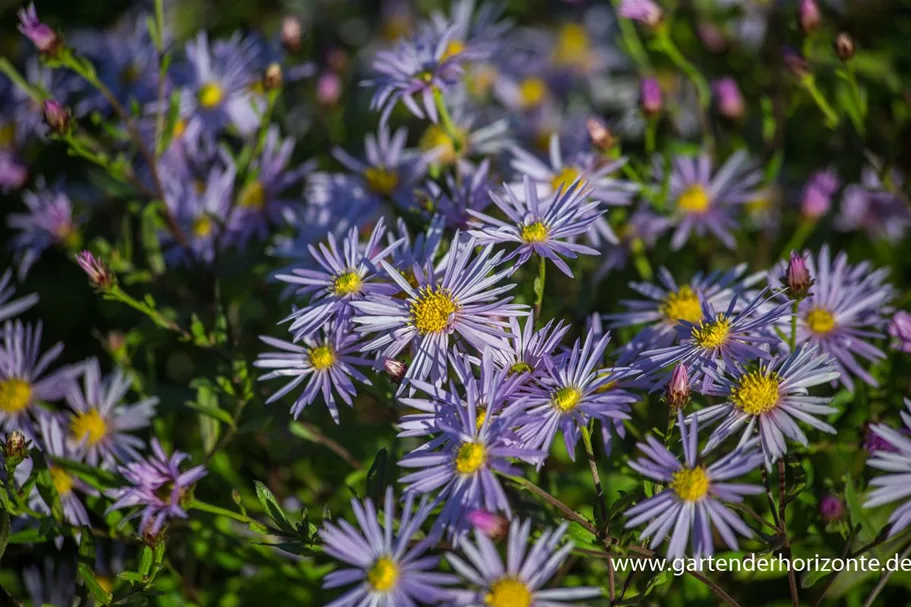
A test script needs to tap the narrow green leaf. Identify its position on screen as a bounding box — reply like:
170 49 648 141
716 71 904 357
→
254 481 295 534
78 563 112 605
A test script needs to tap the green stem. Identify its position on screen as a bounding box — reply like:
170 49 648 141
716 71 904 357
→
579 424 615 602
187 499 252 525
533 254 546 319
789 301 798 351
655 30 711 109
800 75 840 128
845 64 866 135
106 285 192 339
610 0 652 70
432 88 461 153
782 220 815 257
0 59 43 104
644 118 657 157
664 408 676 447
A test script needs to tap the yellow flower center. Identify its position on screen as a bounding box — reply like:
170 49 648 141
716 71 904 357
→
364 167 399 196
49 466 73 497
442 39 465 60
475 408 488 431
510 361 532 374
521 221 549 244
410 287 459 335
172 119 186 140
551 386 582 413
486 577 533 607
468 65 498 98
806 307 836 335
0 122 16 148
367 556 399 592
198 82 224 108
0 378 32 413
553 23 591 68
192 216 213 238
661 285 703 325
332 271 363 296
670 467 710 502
519 77 547 109
70 409 108 447
455 442 487 474
309 345 335 370
550 166 583 192
691 316 731 349
678 185 711 214
237 181 266 210
420 125 467 165
731 370 780 416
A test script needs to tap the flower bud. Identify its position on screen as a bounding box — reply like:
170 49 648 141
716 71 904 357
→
43 100 71 135
619 0 663 29
819 494 844 522
799 0 822 34
889 311 911 353
264 63 283 91
784 252 813 300
316 72 342 107
3 431 29 470
800 170 839 220
783 48 810 78
17 3 62 56
76 251 116 289
465 509 508 539
281 16 302 54
639 77 663 118
712 77 745 120
586 117 615 152
835 33 855 62
665 364 689 411
383 359 407 384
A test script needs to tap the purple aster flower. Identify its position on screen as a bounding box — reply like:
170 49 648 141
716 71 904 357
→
506 331 635 464
836 167 911 242
465 508 508 538
641 289 791 387
446 518 600 606
423 0 512 62
595 207 670 280
367 26 478 125
0 151 28 192
661 150 764 250
418 95 511 171
488 312 569 385
228 126 314 245
107 439 207 537
0 321 78 440
690 346 840 465
7 58 78 145
800 169 839 220
277 218 401 339
7 182 81 278
352 236 526 386
422 158 494 229
23 557 76 607
332 125 431 210
321 487 457 606
387 216 446 279
864 400 911 537
399 355 544 539
889 311 911 353
468 176 603 277
640 77 663 116
17 3 61 55
625 410 763 559
712 77 745 120
64 358 157 469
0 268 38 325
820 494 844 522
767 245 894 390
163 161 235 265
254 322 374 423
619 0 664 27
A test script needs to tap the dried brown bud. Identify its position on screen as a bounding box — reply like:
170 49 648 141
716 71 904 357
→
264 63 283 91
586 117 616 152
835 33 855 62
383 359 407 384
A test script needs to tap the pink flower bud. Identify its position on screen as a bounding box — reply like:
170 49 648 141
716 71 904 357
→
465 509 508 538
712 77 745 120
819 494 843 522
317 72 342 107
383 359 407 384
640 77 663 117
17 3 61 56
800 170 839 220
799 0 822 34
76 251 115 289
784 252 812 300
665 364 689 411
42 99 71 134
619 0 663 28
889 311 911 354
281 16 302 54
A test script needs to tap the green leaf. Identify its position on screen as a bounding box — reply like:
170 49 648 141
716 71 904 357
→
184 396 234 427
845 473 877 543
783 457 807 506
139 545 154 576
78 563 112 605
117 571 146 583
366 449 388 504
254 481 295 535
0 505 10 562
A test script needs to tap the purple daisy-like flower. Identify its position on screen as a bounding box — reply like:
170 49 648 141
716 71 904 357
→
387 216 446 280
321 487 457 606
422 158 494 229
507 331 635 464
17 3 60 54
277 218 401 339
661 150 763 250
836 166 911 242
690 346 840 465
106 439 208 537
624 410 763 559
446 518 600 606
468 176 603 277
254 322 374 423
619 0 663 27
767 245 894 390
23 557 76 607
399 356 543 539
595 207 670 280
0 268 38 326
0 151 28 192
800 169 839 220
640 289 791 387
488 313 569 387
417 96 511 172
64 358 157 469
7 183 81 279
864 399 911 537
889 311 911 354
367 26 478 125
423 0 512 62
352 236 526 386
0 321 78 440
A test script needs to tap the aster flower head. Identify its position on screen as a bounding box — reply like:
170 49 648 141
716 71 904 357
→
254 322 373 423
836 166 911 242
387 216 446 277
0 321 78 440
367 26 478 125
640 77 663 116
595 207 670 280
8 183 81 278
507 331 636 463
277 218 401 339
889 311 911 354
619 0 664 27
783 251 813 300
864 399 911 537
662 150 763 250
163 161 235 265
421 158 494 229
468 176 603 277
0 151 28 192
418 95 511 171
352 236 526 386
64 358 157 469
76 251 116 290
488 312 569 385
625 411 763 559
423 0 512 64
18 3 61 55
0 269 38 326
768 245 894 390
321 487 456 606
801 169 839 220
690 345 840 465
446 518 600 606
107 439 207 537
713 77 745 120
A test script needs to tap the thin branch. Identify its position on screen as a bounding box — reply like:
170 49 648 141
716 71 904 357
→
862 541 911 607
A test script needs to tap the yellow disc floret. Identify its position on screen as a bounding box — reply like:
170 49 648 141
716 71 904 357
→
50 466 73 497
806 307 836 335
309 346 336 371
70 409 107 446
367 556 399 592
364 167 399 196
332 271 363 296
455 442 486 474
661 285 703 325
237 181 266 210
0 379 32 413
690 316 731 349
551 386 582 413
521 221 549 244
197 82 224 108
731 370 781 416
485 577 533 607
551 166 582 192
670 467 710 502
677 185 711 214
410 287 459 335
